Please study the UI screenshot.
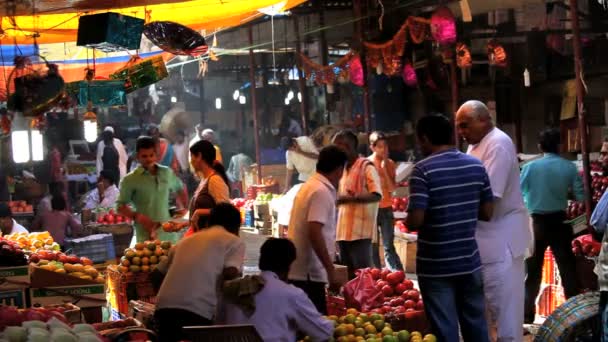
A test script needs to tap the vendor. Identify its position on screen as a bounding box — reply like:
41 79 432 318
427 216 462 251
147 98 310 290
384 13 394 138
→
31 195 81 247
83 170 120 210
282 136 319 193
117 136 188 243
0 203 28 235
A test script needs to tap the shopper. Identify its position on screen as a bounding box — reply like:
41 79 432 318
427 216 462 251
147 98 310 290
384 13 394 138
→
0 203 28 236
148 125 180 174
456 100 532 341
83 170 120 210
521 128 583 323
332 130 382 279
283 136 319 193
407 114 493 342
591 189 608 342
186 140 230 235
154 203 245 342
172 130 190 174
288 145 347 313
219 238 334 342
31 195 81 248
368 131 403 271
117 136 188 243
96 126 128 180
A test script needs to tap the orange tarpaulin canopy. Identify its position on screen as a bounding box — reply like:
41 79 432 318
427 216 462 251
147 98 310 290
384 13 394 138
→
0 0 305 45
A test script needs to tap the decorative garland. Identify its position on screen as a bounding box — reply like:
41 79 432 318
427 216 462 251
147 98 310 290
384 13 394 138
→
299 51 356 85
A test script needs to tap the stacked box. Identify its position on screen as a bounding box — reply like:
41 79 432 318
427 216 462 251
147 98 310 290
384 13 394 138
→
253 202 272 235
77 13 144 52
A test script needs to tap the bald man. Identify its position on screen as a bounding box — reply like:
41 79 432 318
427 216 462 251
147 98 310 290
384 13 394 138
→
456 100 531 342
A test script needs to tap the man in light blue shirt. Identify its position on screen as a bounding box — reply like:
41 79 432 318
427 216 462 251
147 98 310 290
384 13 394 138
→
521 128 583 323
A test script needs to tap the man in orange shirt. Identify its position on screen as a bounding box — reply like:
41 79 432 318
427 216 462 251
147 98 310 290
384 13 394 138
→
368 132 404 271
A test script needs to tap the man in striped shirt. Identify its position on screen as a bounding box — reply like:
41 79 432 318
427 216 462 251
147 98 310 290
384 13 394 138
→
407 114 494 342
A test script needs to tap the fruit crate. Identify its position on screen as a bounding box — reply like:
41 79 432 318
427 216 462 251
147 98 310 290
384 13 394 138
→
385 310 431 335
327 295 346 317
106 265 157 316
64 234 116 264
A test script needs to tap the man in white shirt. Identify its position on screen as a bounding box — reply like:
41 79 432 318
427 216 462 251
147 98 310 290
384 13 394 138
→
96 127 128 180
283 136 320 193
153 203 245 342
219 238 334 342
172 130 190 174
0 203 28 236
83 170 120 210
288 145 347 314
456 100 532 342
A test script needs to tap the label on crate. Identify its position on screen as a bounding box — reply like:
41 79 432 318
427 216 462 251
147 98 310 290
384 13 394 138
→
0 266 30 290
0 289 27 308
30 284 106 308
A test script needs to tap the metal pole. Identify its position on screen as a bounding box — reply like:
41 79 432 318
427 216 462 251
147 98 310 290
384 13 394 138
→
248 26 262 182
569 0 593 224
293 15 309 135
354 0 371 132
318 0 330 124
199 77 205 125
450 59 459 146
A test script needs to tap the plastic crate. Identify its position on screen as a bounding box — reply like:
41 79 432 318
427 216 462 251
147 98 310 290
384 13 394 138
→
64 234 116 264
244 209 254 227
106 266 157 317
90 223 134 258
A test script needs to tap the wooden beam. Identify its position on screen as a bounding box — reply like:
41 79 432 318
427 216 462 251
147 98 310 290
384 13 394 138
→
248 26 262 182
293 15 310 135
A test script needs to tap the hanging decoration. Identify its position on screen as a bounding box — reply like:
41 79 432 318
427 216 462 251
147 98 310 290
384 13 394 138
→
364 20 407 76
349 56 364 87
402 62 418 87
143 21 208 56
109 55 169 93
407 17 430 44
299 51 356 85
456 42 472 68
430 6 457 45
488 39 508 67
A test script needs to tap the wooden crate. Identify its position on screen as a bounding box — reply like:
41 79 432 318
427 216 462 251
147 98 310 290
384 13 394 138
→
395 238 417 273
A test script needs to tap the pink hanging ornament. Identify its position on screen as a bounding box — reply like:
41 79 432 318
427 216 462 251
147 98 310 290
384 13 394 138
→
402 63 418 87
431 6 457 45
349 56 364 87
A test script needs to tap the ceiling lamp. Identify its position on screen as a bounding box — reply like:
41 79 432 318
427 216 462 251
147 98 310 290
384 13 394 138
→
297 92 302 102
239 95 246 105
233 90 240 101
83 109 98 143
215 98 222 109
258 2 287 86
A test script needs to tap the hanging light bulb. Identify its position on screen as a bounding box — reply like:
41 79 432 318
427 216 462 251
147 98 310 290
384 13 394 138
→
287 90 294 100
83 109 98 143
11 112 30 163
215 98 222 109
297 92 302 102
239 95 246 104
233 90 240 101
171 96 177 103
284 98 290 105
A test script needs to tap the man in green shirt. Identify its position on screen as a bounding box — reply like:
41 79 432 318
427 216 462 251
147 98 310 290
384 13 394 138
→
117 136 188 244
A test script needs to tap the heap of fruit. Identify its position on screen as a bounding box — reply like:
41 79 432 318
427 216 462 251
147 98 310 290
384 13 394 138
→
96 209 131 225
0 315 101 341
316 309 435 342
566 201 586 220
592 173 608 203
391 198 409 213
0 238 28 266
230 198 254 211
5 201 33 214
364 269 424 316
33 255 104 284
394 221 412 234
3 232 60 253
572 234 601 257
117 240 172 274
255 193 275 204
0 306 71 331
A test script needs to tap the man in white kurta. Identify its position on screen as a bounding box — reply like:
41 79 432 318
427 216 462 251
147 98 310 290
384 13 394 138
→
456 100 532 342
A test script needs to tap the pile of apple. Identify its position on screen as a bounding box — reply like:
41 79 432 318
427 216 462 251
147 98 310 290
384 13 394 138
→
0 306 70 331
392 197 409 213
96 209 131 225
364 269 424 316
312 309 435 342
230 198 254 211
117 240 172 274
5 201 33 214
29 250 92 266
592 174 608 203
572 234 601 257
566 201 586 220
0 238 28 266
394 221 412 234
3 232 60 253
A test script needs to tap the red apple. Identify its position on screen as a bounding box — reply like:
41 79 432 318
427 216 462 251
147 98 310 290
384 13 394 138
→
380 269 391 280
406 308 415 312
381 305 392 314
415 300 424 311
394 306 406 314
404 300 416 309
406 289 420 301
67 254 80 264
395 283 407 294
390 297 405 307
382 285 394 296
402 279 414 290
370 268 381 280
58 254 69 263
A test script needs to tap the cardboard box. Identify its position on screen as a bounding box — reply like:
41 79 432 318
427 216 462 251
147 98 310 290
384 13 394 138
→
395 238 417 273
0 266 30 290
29 284 106 308
334 264 349 287
30 265 102 288
0 289 27 308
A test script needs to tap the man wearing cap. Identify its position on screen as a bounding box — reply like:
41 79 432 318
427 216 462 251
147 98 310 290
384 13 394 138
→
96 126 128 180
190 125 223 165
0 203 28 236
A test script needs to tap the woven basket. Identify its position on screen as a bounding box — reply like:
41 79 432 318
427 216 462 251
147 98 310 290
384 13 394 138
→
534 291 601 342
106 266 157 317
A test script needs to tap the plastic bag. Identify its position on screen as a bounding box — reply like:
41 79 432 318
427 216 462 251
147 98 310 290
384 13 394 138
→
343 269 385 312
